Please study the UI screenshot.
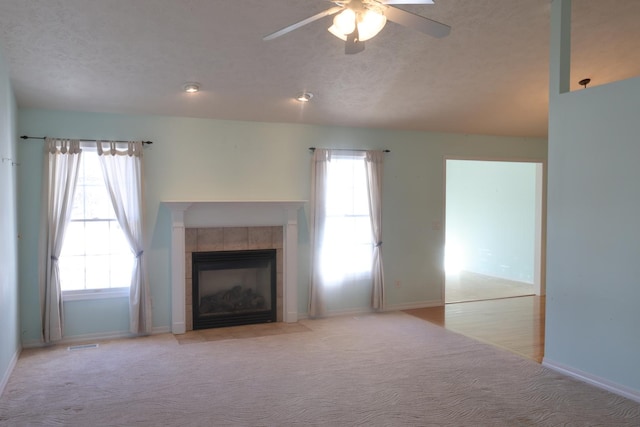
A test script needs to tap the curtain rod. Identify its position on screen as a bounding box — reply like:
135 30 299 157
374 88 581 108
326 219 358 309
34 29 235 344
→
309 147 390 153
20 135 153 145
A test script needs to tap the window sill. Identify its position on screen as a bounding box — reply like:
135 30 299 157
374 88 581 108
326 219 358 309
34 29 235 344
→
62 288 129 301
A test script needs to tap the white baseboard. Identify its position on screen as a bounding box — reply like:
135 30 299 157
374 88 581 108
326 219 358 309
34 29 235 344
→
297 301 443 321
543 357 640 403
23 326 172 349
299 307 376 320
152 326 170 335
325 307 375 318
59 330 135 345
1 347 21 397
385 300 443 311
21 339 43 349
22 330 134 348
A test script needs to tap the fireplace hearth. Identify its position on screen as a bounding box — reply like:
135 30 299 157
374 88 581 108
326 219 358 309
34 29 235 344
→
192 249 277 329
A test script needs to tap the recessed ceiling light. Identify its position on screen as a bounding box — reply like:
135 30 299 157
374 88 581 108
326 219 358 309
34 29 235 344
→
183 82 200 93
296 92 313 102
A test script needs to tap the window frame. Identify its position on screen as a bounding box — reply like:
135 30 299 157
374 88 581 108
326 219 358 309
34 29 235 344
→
59 144 133 301
319 152 374 283
62 287 129 301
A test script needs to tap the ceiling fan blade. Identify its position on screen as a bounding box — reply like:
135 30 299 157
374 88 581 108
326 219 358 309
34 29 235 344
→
384 6 450 38
381 0 434 4
263 6 343 41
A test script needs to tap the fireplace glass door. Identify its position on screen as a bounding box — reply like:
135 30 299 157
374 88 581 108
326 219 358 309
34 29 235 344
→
192 249 276 329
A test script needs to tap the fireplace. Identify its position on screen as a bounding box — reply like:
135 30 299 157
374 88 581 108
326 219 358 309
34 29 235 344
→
163 200 305 334
192 249 277 329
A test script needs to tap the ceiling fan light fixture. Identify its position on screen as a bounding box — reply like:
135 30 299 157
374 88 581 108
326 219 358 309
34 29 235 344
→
327 25 347 41
329 9 356 40
328 8 387 42
296 92 313 102
357 9 387 41
183 82 200 93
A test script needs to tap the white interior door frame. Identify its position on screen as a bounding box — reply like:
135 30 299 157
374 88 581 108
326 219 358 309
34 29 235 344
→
442 156 547 300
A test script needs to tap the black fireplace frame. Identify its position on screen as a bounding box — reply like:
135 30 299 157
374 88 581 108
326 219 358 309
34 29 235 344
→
192 249 277 329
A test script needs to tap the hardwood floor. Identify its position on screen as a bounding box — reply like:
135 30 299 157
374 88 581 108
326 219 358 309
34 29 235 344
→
405 295 545 363
446 270 535 303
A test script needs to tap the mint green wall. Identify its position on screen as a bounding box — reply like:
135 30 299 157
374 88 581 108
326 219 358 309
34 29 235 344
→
446 160 537 283
0 45 20 389
546 76 640 392
17 109 546 342
16 138 46 342
546 0 640 394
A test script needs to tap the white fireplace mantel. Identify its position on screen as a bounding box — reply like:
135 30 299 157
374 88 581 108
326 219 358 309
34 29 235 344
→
163 200 306 334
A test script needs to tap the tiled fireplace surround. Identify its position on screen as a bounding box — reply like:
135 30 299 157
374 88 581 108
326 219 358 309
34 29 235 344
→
184 226 284 331
164 201 304 334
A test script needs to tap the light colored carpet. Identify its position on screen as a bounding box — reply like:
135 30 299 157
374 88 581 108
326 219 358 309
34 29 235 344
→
1 312 639 426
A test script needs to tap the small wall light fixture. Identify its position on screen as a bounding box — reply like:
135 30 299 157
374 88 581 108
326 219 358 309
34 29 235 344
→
578 78 591 89
296 92 313 102
183 82 201 93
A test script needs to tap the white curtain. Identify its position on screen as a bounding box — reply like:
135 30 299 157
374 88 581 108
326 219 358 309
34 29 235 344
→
97 141 151 334
39 138 82 343
308 148 330 318
365 151 385 310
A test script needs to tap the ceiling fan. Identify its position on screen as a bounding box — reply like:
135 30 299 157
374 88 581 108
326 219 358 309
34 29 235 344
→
263 0 450 54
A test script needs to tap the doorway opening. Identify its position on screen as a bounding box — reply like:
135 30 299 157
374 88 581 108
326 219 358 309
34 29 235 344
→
444 159 544 303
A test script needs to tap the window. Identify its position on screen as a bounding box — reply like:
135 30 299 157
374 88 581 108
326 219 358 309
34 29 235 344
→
319 154 373 285
58 148 133 294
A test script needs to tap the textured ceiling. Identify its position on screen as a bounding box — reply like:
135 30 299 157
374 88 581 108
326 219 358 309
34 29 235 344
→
0 0 639 138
